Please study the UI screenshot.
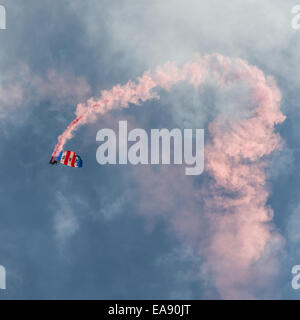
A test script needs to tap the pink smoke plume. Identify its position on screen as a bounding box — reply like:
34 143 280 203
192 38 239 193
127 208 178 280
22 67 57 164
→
204 67 285 298
52 54 285 298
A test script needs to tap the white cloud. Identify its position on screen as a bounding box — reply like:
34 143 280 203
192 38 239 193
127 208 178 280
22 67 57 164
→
53 192 80 246
0 63 91 118
100 196 125 221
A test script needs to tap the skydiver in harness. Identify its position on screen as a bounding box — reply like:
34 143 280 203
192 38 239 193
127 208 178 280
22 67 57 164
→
49 156 58 165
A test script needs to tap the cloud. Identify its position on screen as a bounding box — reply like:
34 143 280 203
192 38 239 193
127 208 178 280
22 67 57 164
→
67 1 294 70
100 196 126 221
0 63 91 118
53 192 80 246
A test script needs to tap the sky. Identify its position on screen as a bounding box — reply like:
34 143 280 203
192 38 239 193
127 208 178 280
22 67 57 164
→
1 0 300 299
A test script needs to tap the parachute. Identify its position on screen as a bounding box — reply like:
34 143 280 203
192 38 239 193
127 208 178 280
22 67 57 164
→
49 151 83 168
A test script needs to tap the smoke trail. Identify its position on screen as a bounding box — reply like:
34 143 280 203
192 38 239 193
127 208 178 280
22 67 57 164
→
51 54 242 154
203 65 285 297
52 54 285 298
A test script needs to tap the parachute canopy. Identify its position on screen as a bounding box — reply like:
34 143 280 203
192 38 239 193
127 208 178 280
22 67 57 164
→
50 151 83 168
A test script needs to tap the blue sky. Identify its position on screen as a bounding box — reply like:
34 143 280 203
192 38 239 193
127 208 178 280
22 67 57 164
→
0 0 300 299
